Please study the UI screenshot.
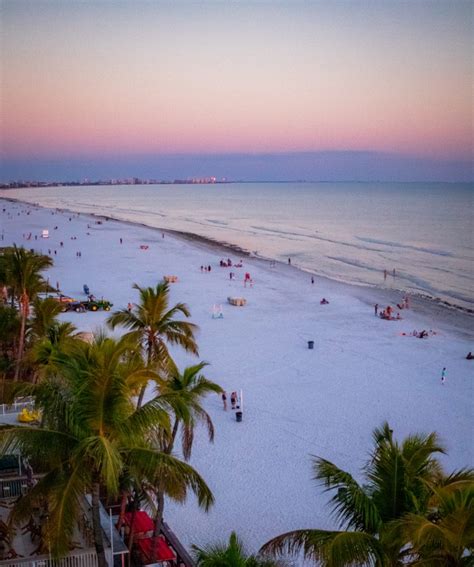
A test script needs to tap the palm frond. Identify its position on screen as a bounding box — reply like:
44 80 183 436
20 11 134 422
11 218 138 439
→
127 448 214 510
261 529 383 566
313 457 381 533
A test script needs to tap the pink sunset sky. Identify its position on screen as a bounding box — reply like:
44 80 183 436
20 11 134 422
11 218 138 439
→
1 1 472 180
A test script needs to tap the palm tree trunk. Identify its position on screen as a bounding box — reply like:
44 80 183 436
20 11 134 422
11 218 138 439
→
151 419 179 562
136 385 146 409
136 340 153 409
14 301 27 382
151 489 165 562
91 481 109 567
116 489 129 532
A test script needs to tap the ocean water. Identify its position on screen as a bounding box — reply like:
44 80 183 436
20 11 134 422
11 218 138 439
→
1 182 473 309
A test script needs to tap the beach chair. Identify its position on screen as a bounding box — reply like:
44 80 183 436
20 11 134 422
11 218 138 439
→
212 304 224 319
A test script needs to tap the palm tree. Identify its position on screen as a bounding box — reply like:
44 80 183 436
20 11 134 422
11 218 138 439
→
159 361 223 458
28 297 64 342
149 362 222 558
389 478 474 566
107 281 199 407
1 246 52 381
193 531 282 567
0 304 20 379
30 321 78 383
261 423 474 566
0 333 213 565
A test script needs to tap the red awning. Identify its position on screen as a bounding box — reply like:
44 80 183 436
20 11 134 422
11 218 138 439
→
137 536 176 563
123 511 154 535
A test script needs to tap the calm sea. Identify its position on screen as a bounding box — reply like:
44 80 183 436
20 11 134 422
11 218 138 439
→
1 182 473 309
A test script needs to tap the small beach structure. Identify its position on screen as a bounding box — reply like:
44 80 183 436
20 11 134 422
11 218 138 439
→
41 229 49 238
228 296 246 306
164 275 178 283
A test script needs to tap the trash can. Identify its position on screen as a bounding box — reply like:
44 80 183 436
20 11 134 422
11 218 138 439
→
308 340 314 350
236 411 243 422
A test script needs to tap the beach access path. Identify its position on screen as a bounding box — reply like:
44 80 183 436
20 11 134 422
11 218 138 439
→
1 198 472 554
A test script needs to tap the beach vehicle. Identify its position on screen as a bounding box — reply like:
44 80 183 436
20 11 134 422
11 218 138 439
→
63 301 87 313
86 298 113 311
51 293 76 305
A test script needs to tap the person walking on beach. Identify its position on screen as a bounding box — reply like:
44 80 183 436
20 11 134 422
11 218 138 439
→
120 238 122 244
288 257 291 265
384 269 387 281
230 391 237 410
221 392 227 410
311 276 314 284
374 303 378 316
441 367 446 385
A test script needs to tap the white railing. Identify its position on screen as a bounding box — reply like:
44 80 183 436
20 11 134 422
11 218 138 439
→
0 549 98 567
0 474 32 499
0 398 34 416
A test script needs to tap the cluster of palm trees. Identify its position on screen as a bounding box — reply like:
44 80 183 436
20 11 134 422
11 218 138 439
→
0 246 222 565
0 245 53 383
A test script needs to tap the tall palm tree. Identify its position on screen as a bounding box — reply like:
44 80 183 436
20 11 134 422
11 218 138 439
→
0 333 213 565
149 362 222 559
159 361 223 458
0 304 20 379
193 531 282 567
1 246 52 381
261 423 474 566
107 281 199 407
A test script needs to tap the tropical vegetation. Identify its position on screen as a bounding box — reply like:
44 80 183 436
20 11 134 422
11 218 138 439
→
261 422 474 566
107 281 199 407
0 333 214 564
0 245 52 381
0 249 219 565
193 531 281 567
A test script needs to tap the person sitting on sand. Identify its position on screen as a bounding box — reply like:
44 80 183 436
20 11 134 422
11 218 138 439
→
320 298 329 305
419 330 428 339
466 352 474 360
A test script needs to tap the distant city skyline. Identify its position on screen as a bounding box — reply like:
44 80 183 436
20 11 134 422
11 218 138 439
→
1 1 472 181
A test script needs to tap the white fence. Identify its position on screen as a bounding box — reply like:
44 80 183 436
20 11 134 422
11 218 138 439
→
0 550 99 567
0 474 33 499
0 399 34 416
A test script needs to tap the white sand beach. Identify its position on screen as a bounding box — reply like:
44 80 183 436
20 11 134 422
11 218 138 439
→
1 198 473 552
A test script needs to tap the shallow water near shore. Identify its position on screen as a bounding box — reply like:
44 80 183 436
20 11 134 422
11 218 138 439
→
1 182 473 309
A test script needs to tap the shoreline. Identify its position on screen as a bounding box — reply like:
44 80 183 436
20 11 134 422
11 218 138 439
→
2 195 473 551
2 196 473 334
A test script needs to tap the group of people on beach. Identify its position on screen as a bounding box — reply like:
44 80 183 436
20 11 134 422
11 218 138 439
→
383 268 397 280
219 258 243 268
375 296 410 321
221 391 239 410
